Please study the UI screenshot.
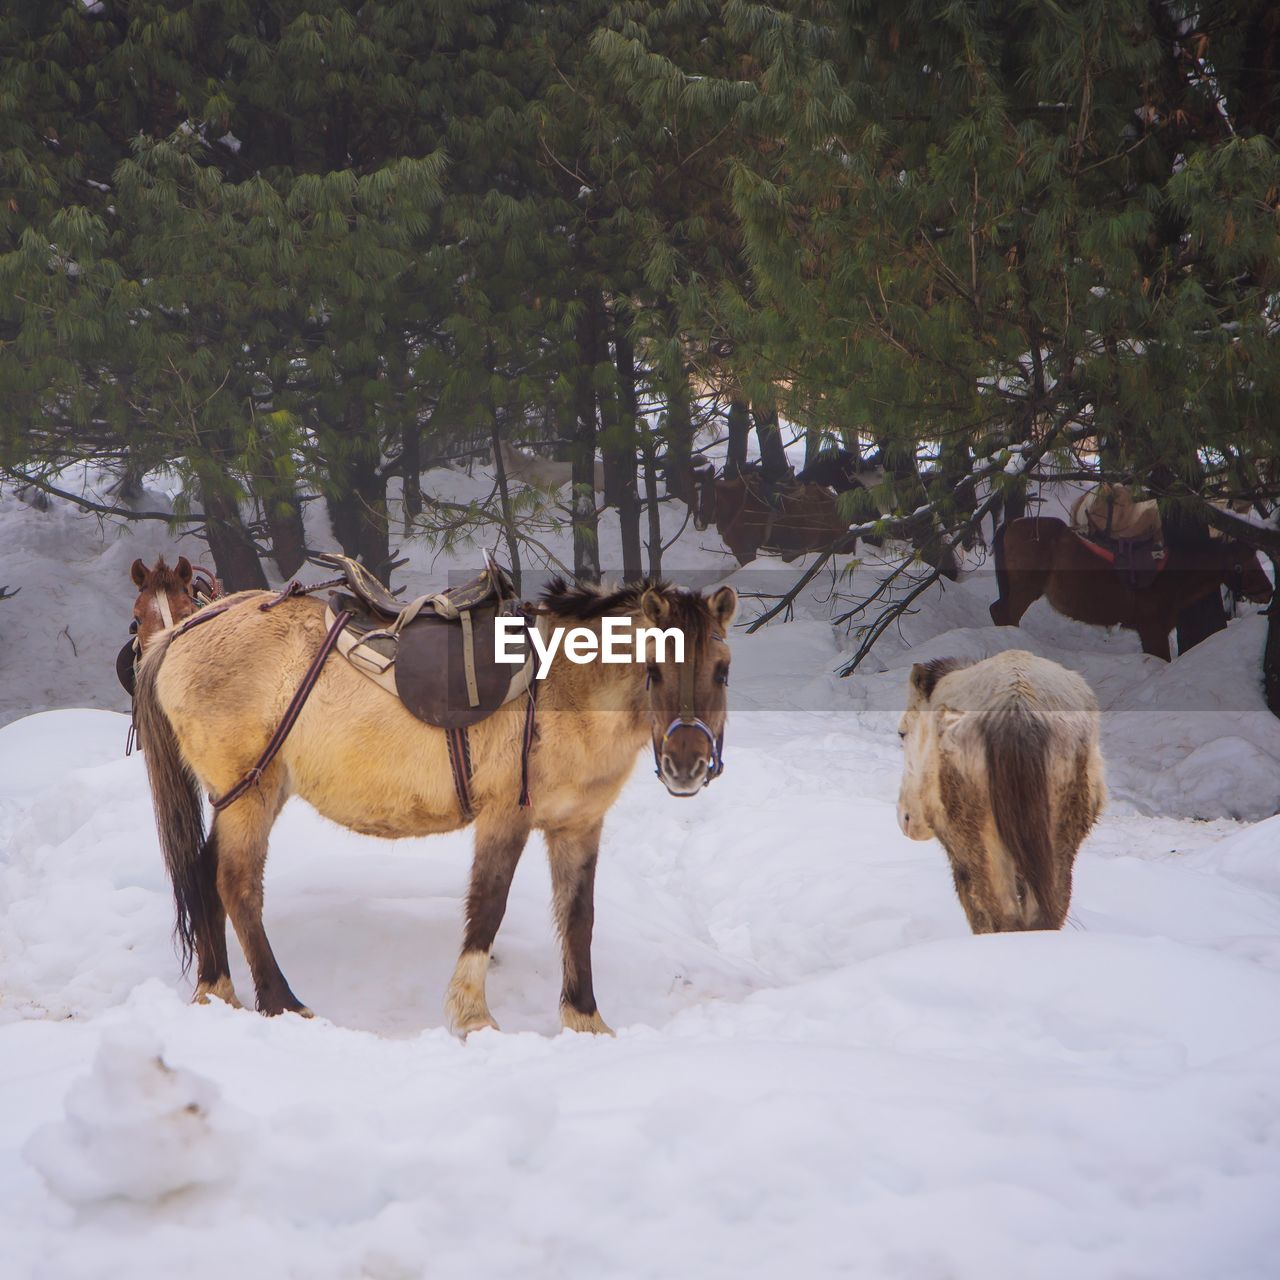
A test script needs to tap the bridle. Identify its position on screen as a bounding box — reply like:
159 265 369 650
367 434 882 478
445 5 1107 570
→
649 630 727 788
119 565 222 697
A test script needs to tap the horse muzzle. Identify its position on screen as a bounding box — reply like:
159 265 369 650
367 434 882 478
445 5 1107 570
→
654 718 724 797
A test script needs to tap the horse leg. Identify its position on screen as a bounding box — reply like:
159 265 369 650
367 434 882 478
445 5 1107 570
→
1136 621 1172 661
192 830 239 1008
213 774 307 1017
546 819 612 1035
445 809 532 1036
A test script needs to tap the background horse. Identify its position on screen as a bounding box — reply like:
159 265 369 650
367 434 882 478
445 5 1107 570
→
129 557 206 651
121 557 220 697
693 467 855 565
898 652 1105 932
990 516 1272 660
133 578 736 1035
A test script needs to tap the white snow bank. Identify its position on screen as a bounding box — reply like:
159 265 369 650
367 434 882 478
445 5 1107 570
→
2 702 1279 1278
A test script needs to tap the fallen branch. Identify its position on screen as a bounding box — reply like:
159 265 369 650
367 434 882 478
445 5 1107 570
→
4 470 204 524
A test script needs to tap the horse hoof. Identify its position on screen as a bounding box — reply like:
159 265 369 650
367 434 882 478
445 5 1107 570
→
561 1008 614 1036
258 1000 314 1018
456 1014 500 1039
193 978 242 1009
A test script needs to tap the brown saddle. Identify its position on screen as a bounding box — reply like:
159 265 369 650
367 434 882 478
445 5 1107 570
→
313 553 535 730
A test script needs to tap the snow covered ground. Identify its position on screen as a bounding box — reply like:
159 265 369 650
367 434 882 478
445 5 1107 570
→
2 472 1279 1279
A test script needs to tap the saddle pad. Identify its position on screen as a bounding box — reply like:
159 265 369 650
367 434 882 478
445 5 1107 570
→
117 639 138 697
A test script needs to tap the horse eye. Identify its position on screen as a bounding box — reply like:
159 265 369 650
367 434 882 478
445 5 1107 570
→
714 668 729 686
645 665 660 685
129 618 139 634
898 728 907 740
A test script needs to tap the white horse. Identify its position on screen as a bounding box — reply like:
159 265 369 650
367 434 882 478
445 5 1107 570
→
897 650 1105 932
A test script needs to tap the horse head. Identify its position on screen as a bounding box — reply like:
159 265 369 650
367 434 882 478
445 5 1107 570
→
129 556 205 652
637 583 738 796
1223 545 1274 605
897 656 972 840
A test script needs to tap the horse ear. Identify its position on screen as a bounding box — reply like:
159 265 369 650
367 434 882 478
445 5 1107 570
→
130 559 148 587
910 656 962 699
640 588 671 626
175 556 193 584
708 585 738 630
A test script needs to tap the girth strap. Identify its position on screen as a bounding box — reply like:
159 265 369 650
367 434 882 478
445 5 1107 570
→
445 726 474 821
211 608 353 811
445 684 539 823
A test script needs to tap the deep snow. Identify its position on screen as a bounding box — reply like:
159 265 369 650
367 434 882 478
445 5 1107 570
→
1 470 1279 1279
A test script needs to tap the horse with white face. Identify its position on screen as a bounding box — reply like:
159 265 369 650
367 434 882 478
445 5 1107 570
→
897 650 1105 933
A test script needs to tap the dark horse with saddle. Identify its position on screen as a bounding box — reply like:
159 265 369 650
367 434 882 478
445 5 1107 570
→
990 509 1273 661
690 448 963 578
691 459 861 565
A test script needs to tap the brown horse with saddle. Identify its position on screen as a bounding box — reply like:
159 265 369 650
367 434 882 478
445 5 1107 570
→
693 464 856 564
129 553 737 1036
990 516 1272 659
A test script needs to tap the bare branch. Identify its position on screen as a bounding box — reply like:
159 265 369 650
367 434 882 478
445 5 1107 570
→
3 470 205 524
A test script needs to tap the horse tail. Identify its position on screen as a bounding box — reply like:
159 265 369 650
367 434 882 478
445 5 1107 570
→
134 631 209 973
983 703 1058 926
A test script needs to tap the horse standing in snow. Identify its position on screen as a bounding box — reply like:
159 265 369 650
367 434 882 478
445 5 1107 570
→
990 517 1272 660
897 651 1105 933
133 578 736 1034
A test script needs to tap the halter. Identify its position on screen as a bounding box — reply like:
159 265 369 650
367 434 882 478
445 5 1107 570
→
650 630 726 787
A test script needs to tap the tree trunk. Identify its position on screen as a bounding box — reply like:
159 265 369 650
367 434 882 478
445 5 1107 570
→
726 399 750 479
662 373 694 507
753 407 791 481
325 385 390 582
401 418 423 535
326 443 390 582
1264 559 1280 719
804 425 823 469
263 490 307 578
199 474 268 591
572 293 602 582
612 329 644 582
491 411 522 595
642 431 663 579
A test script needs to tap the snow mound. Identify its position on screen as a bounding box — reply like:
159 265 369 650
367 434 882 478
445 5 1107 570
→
23 1025 243 1205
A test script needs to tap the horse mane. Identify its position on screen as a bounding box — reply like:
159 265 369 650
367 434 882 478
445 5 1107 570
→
137 556 190 592
539 577 714 639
